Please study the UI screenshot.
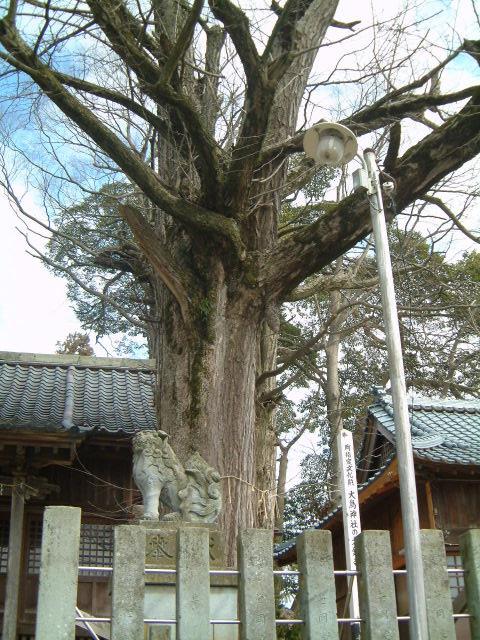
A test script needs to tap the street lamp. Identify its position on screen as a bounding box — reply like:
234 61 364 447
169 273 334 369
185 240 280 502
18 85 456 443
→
302 122 358 166
303 122 429 640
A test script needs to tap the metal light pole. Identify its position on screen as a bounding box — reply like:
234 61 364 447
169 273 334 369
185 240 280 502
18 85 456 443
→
303 124 429 639
363 148 428 639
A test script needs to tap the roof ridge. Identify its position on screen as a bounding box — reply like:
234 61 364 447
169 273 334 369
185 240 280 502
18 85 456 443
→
0 351 156 371
371 387 480 413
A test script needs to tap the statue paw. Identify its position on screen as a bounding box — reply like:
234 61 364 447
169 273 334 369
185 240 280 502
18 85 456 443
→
161 512 181 522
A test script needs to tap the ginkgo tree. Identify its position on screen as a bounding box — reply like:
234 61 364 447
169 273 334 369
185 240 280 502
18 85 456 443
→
0 0 478 556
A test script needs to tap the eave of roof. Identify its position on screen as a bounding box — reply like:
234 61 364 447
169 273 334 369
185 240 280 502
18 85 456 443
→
274 454 398 563
368 390 480 467
275 393 480 564
0 351 157 435
0 351 155 370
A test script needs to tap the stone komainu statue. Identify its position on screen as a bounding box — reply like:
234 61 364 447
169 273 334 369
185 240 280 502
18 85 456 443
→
132 430 222 523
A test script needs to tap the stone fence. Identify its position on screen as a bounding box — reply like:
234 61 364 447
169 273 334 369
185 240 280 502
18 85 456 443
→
34 506 480 640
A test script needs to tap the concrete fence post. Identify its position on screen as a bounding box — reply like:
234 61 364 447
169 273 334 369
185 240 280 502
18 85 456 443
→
297 530 338 639
355 530 399 640
460 529 480 640
238 529 276 640
111 524 146 640
420 530 455 640
35 506 81 640
176 526 210 640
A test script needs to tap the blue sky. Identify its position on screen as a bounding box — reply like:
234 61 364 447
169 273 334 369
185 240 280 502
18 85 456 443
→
0 0 478 358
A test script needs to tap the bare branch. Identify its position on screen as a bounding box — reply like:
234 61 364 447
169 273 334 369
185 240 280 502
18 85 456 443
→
0 19 245 256
264 90 480 300
162 0 204 83
421 195 480 244
119 205 192 327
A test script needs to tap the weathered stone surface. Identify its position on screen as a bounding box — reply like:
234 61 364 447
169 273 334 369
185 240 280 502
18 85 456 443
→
35 506 81 640
238 529 275 640
460 530 480 640
355 530 399 640
297 530 338 639
176 527 210 639
143 521 225 571
144 522 238 640
149 628 172 640
132 430 222 523
111 524 146 640
421 530 455 640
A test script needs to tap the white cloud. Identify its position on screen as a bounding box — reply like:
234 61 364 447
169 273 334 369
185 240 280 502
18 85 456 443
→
0 194 84 354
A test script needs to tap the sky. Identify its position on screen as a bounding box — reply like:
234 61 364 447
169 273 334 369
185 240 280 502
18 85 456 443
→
0 191 83 354
0 0 478 486
0 0 477 356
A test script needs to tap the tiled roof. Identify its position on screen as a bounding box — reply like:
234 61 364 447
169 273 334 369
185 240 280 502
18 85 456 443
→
0 352 157 434
273 453 395 561
275 392 480 562
370 388 480 466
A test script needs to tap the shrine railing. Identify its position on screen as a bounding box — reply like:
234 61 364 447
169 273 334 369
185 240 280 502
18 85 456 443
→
34 506 480 640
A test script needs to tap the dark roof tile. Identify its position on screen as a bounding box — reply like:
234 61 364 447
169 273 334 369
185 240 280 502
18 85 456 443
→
0 352 157 434
369 389 480 466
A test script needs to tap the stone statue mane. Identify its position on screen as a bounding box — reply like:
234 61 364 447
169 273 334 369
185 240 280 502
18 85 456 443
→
132 430 222 523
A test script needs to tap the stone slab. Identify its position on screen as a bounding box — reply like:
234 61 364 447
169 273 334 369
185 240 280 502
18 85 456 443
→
139 521 225 570
35 506 81 640
111 525 146 640
460 530 480 640
297 530 338 639
176 527 210 639
238 529 276 640
421 530 455 640
355 530 399 640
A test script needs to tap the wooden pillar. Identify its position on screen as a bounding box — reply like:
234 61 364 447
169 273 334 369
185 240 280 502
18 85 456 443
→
2 480 25 640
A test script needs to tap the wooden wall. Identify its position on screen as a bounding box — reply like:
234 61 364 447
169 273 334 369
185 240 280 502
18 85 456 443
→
0 435 136 637
431 478 480 540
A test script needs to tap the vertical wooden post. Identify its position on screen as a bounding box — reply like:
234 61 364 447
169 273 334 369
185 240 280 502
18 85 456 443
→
355 530 399 640
176 527 210 640
420 530 455 639
2 481 25 640
111 524 146 640
238 529 276 640
35 506 81 640
460 529 480 640
297 530 338 639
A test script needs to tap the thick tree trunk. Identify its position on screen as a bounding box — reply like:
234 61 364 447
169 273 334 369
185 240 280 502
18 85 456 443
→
153 257 268 563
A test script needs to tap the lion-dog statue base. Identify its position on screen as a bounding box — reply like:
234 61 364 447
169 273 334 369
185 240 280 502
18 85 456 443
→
132 430 222 524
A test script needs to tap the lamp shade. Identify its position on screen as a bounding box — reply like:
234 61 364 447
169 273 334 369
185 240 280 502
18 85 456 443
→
303 122 358 166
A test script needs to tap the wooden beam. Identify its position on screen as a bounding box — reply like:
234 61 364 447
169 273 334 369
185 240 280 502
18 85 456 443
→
424 481 436 529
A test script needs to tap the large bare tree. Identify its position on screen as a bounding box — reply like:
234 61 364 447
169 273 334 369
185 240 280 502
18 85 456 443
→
0 0 479 555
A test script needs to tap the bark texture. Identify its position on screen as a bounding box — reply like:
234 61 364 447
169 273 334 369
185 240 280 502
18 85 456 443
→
0 1 478 560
